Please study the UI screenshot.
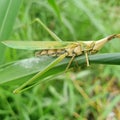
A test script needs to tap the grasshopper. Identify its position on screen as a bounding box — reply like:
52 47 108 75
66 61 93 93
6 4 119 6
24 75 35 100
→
2 18 120 93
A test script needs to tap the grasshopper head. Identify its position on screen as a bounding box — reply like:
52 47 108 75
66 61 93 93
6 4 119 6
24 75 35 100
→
92 34 120 53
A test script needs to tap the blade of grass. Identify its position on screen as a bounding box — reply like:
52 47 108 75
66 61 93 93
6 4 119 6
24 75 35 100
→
0 53 120 89
0 0 22 40
72 0 107 35
0 0 22 64
100 95 120 119
47 0 61 21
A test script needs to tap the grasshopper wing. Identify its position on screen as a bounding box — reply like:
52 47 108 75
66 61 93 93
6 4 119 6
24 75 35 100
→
2 41 75 50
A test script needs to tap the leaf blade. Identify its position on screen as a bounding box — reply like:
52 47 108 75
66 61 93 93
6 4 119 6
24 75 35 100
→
0 0 22 40
0 53 120 87
0 0 22 64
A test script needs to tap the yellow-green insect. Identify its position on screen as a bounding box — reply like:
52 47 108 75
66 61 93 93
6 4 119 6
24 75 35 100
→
3 33 120 67
2 18 120 93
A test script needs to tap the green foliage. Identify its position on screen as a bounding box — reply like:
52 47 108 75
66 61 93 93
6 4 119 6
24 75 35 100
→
0 0 22 64
0 0 120 119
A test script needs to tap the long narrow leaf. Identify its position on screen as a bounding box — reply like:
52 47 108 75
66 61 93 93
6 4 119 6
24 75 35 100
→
0 0 22 40
0 53 120 89
0 0 22 64
47 0 61 20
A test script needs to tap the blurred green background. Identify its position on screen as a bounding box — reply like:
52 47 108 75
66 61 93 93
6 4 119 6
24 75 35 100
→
0 0 120 119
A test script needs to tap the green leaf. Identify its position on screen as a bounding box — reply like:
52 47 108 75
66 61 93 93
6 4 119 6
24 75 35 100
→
0 0 22 40
47 0 61 20
72 0 107 35
100 95 120 119
0 0 22 64
0 53 120 87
